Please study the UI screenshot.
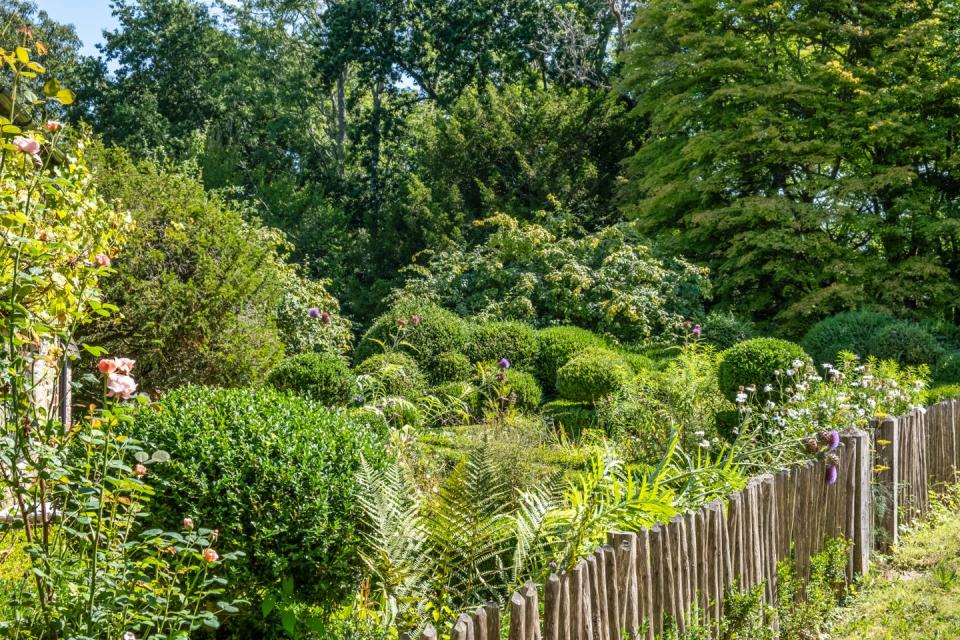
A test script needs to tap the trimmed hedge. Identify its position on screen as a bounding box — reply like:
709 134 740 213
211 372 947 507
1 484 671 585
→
801 310 897 366
868 320 944 367
543 400 598 437
507 370 543 411
267 352 354 405
355 351 427 398
432 351 474 384
354 301 469 373
466 321 539 371
536 326 608 392
556 348 633 403
699 311 756 350
934 352 960 385
717 338 812 401
125 386 388 628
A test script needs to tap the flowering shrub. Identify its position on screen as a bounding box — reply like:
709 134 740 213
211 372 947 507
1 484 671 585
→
396 212 709 344
732 355 927 466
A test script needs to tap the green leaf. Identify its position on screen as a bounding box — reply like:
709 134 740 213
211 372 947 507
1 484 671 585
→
42 78 60 97
134 451 150 463
151 450 171 463
280 609 296 635
54 88 75 105
281 576 294 598
81 343 109 357
261 592 276 617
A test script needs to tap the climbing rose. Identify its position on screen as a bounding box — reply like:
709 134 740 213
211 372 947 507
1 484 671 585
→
94 253 111 267
308 307 320 318
202 548 219 562
825 464 838 486
12 136 40 156
114 358 135 374
98 359 118 374
107 373 137 400
498 358 510 369
45 120 60 132
134 463 147 478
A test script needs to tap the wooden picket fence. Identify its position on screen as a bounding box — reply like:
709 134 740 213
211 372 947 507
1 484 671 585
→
406 399 960 640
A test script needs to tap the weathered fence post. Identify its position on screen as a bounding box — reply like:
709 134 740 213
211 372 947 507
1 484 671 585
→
872 416 899 550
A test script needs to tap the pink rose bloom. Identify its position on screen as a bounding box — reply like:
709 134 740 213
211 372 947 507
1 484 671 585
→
114 358 135 374
106 372 137 400
45 120 60 132
94 253 111 267
183 517 194 530
202 548 219 562
12 136 40 156
134 463 147 478
98 358 118 374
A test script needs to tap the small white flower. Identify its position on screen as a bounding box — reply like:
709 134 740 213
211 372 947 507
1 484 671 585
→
786 368 795 376
763 384 773 393
694 430 705 437
699 440 710 448
792 359 804 369
735 392 748 404
123 633 137 640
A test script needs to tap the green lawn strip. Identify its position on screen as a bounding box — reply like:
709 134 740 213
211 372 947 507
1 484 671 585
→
829 485 960 639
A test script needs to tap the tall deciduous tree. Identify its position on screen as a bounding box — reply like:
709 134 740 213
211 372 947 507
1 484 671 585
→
619 0 960 334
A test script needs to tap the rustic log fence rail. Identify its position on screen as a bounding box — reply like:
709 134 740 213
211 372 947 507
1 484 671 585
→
402 399 960 640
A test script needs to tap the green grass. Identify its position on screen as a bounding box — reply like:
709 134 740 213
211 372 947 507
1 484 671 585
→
829 484 960 639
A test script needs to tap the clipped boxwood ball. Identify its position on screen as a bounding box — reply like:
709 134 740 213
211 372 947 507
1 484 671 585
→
536 326 608 391
267 352 354 405
620 351 655 373
466 321 539 371
555 348 632 403
699 311 756 351
354 300 469 373
506 370 543 411
432 351 474 384
717 338 812 401
543 400 598 437
801 310 897 366
354 351 427 399
868 320 944 367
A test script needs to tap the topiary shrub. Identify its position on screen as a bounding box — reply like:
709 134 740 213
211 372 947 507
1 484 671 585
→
699 311 756 350
926 384 960 404
355 352 427 399
267 352 354 404
431 351 474 384
124 386 388 633
535 326 609 392
353 300 469 373
800 310 897 366
620 351 655 373
867 320 944 367
466 321 539 370
717 338 812 401
506 370 543 411
543 400 598 437
555 348 633 403
934 352 960 385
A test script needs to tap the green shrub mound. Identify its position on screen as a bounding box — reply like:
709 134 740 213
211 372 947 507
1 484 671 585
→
699 311 756 350
355 351 427 398
125 386 389 623
466 321 539 370
506 370 543 411
536 326 609 391
934 352 960 385
801 310 897 366
926 384 960 404
267 352 354 404
354 301 469 372
620 351 655 373
717 338 812 401
555 348 633 403
543 400 598 437
868 320 944 367
432 351 474 383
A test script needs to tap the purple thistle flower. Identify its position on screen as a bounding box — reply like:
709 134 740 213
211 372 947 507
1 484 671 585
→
410 314 421 326
826 430 840 451
498 357 511 370
825 464 838 486
308 307 320 318
692 324 702 338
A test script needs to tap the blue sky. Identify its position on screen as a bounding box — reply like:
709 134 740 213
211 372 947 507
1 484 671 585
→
35 0 119 57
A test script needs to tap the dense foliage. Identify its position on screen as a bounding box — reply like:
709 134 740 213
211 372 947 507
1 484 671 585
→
125 386 389 632
267 352 355 405
717 338 813 401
